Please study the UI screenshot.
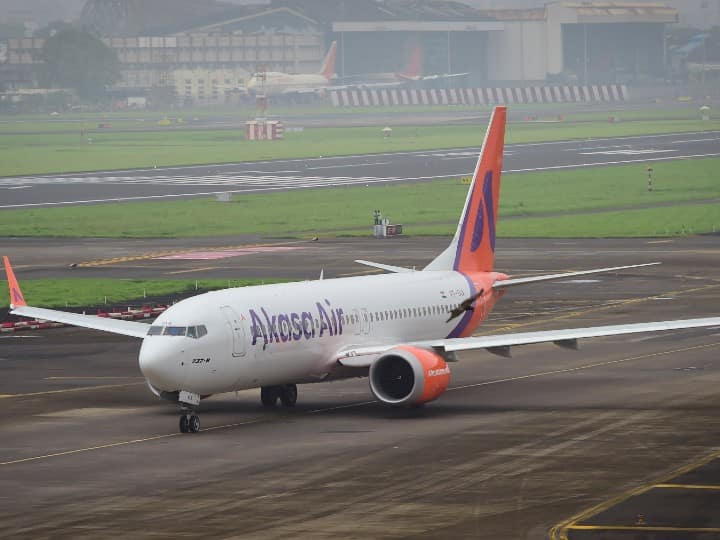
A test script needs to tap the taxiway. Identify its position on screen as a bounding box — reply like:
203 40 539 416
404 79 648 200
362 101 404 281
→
2 236 720 539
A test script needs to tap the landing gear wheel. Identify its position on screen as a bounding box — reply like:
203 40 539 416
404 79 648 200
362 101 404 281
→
280 384 298 407
179 414 190 433
261 386 280 407
188 415 201 433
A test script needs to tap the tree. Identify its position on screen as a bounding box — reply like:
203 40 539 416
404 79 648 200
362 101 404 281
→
40 29 120 101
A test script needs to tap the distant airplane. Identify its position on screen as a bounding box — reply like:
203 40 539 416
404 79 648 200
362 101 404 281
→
338 45 469 87
245 41 337 96
5 106 720 434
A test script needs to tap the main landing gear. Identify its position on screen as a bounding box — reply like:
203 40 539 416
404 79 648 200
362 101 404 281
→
261 384 298 408
178 390 201 434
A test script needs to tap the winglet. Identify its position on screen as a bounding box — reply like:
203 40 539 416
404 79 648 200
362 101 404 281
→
3 256 27 308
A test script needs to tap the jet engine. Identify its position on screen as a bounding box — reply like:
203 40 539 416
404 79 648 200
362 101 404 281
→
369 346 450 407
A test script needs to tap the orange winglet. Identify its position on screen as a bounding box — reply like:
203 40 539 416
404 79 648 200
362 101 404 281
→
3 256 27 308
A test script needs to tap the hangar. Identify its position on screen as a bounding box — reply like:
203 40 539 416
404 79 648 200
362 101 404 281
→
0 0 680 102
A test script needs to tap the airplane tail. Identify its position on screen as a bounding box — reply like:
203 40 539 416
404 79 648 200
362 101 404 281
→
396 44 422 80
424 106 507 273
319 41 337 80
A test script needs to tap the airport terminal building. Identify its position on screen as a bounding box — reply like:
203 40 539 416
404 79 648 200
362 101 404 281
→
0 0 683 104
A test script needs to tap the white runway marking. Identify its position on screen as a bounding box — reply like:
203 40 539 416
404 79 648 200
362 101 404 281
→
579 149 676 156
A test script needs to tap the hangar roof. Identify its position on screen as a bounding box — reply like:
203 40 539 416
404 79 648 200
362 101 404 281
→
551 2 678 23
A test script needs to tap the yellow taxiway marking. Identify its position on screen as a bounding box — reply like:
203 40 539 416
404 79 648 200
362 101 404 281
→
568 525 720 533
77 240 306 267
165 266 221 275
0 382 145 399
646 239 674 244
550 433 720 540
0 433 180 466
654 483 720 490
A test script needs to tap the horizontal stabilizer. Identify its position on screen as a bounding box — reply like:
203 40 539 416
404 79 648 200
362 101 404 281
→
355 260 414 273
493 262 661 289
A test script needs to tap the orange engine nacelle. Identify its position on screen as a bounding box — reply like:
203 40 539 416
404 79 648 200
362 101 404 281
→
369 346 450 407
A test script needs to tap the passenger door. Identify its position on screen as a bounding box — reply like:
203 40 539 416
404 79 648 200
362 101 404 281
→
220 306 246 357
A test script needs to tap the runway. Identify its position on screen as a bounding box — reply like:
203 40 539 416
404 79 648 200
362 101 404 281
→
2 130 719 208
2 237 720 538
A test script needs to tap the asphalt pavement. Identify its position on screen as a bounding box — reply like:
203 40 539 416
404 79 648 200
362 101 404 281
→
2 236 720 539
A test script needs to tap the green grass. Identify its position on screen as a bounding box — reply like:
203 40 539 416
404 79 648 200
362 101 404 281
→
0 278 286 308
1 157 718 238
1 118 720 177
497 204 720 238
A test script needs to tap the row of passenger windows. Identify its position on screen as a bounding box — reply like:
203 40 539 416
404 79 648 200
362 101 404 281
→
147 325 208 338
342 303 458 325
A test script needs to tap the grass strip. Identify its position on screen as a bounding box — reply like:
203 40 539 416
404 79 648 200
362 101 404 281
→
0 278 286 309
1 119 720 177
1 158 719 238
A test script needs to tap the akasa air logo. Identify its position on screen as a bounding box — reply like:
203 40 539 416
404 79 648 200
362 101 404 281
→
11 287 24 305
250 299 344 349
470 171 495 253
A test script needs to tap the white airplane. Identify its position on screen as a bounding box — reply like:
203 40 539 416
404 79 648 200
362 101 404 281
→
338 44 469 88
245 41 337 96
4 106 720 434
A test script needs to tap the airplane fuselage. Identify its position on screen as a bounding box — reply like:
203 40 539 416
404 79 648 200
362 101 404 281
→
139 270 504 396
246 72 330 95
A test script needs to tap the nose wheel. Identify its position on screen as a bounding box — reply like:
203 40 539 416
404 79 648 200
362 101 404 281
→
178 390 202 433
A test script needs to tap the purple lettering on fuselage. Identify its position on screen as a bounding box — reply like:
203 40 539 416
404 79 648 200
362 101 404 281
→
248 300 344 349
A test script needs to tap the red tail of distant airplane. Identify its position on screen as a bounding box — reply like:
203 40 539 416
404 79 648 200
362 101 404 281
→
319 41 337 80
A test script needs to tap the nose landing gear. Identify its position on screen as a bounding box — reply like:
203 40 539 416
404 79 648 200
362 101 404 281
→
178 390 202 434
261 384 298 407
179 411 201 433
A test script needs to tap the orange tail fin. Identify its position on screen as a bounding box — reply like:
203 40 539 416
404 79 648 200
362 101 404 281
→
425 106 507 273
3 256 27 308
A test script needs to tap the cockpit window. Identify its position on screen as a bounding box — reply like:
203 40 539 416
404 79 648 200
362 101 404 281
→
187 325 208 339
148 325 207 338
163 326 187 337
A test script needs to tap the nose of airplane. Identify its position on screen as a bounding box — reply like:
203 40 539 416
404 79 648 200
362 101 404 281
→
138 339 184 391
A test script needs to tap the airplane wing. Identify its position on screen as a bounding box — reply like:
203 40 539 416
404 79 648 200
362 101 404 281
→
3 256 149 339
336 317 720 368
